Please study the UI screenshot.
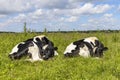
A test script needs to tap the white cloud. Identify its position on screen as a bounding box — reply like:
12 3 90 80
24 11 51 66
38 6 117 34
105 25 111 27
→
69 0 106 3
37 0 68 9
51 3 112 17
103 13 113 17
30 9 43 20
0 0 112 15
118 5 120 11
71 3 111 15
88 13 115 24
0 0 70 14
33 9 43 16
0 14 26 27
0 14 7 18
0 0 31 14
60 16 78 22
66 16 78 22
0 20 11 27
0 2 112 28
81 13 119 30
13 14 27 23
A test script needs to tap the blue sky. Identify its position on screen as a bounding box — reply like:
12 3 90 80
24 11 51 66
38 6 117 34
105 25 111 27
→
0 0 120 32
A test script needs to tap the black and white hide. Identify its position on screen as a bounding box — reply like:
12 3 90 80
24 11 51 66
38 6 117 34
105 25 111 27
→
64 37 108 58
9 35 58 62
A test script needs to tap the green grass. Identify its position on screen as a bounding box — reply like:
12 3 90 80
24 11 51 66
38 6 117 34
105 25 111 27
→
0 32 120 80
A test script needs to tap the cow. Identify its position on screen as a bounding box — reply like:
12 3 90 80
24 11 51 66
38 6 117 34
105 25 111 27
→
9 35 58 62
64 37 108 58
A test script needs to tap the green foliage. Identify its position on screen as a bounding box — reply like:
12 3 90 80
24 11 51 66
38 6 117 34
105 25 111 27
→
0 32 120 80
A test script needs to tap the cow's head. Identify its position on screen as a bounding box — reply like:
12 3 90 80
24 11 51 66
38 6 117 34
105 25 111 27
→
93 40 108 57
42 42 58 60
34 35 58 60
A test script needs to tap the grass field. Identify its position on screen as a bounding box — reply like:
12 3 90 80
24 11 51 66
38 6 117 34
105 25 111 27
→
0 32 120 80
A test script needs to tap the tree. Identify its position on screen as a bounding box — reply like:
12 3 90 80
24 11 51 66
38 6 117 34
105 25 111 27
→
44 28 47 33
58 29 61 32
23 22 27 33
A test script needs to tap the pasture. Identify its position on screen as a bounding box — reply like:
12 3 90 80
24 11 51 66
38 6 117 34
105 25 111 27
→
0 32 120 80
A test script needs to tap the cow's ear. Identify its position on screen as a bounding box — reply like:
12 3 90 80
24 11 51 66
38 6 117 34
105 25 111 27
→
28 42 34 47
54 47 58 50
103 47 108 51
95 40 100 46
42 37 49 44
35 38 41 42
73 39 84 45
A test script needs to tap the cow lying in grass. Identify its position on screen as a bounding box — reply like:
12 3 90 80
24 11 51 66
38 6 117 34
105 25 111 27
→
9 35 58 62
64 37 108 58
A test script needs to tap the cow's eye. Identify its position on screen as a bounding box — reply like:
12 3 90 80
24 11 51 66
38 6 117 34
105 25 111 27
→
41 51 44 53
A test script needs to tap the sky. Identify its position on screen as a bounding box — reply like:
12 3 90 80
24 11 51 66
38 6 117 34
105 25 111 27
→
0 0 120 32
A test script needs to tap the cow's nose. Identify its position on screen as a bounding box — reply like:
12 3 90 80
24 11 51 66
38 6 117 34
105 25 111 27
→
8 54 15 60
43 57 49 60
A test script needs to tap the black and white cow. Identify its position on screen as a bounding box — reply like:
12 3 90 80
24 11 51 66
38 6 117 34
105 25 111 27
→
9 35 58 62
64 37 108 58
